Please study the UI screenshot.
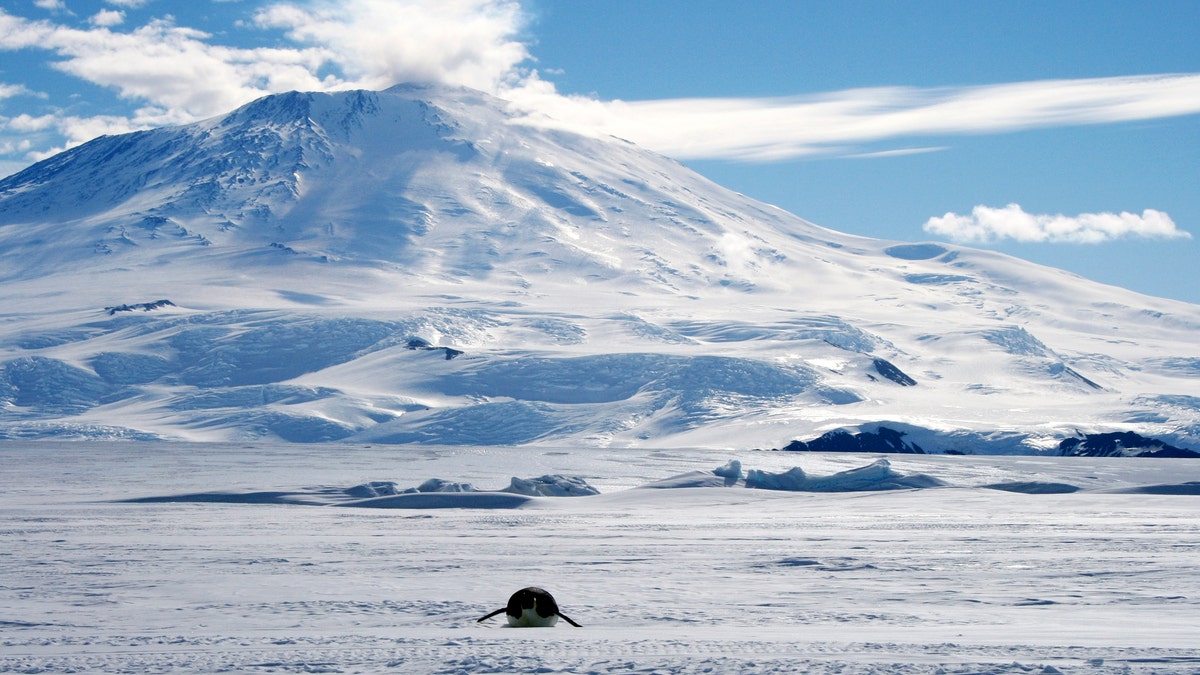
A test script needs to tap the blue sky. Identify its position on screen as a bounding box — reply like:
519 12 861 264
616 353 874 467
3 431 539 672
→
1 0 1198 302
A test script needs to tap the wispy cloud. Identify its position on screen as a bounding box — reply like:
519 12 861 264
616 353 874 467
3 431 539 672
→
507 74 1200 161
0 83 39 100
922 204 1191 244
1 1 1199 169
0 12 331 119
33 0 68 13
844 147 948 160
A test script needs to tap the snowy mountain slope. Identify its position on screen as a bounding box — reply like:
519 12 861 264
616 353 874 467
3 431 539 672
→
1 83 1197 451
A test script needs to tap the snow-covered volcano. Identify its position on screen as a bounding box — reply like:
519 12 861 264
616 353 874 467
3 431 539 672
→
1 83 1197 452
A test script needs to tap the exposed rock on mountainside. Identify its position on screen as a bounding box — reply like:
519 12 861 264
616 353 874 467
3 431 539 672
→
782 426 926 454
1058 431 1199 458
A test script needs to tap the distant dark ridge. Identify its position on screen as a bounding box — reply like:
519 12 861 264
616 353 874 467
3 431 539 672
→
1059 431 1199 458
779 426 1198 457
104 299 175 316
781 426 925 454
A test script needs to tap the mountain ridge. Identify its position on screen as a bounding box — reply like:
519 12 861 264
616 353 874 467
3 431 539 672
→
1 83 1197 451
0 84 841 294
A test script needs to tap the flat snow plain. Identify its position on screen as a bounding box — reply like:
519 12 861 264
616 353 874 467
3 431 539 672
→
2 442 1199 674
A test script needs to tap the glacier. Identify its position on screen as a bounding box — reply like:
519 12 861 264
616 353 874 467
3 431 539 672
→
1 83 1198 453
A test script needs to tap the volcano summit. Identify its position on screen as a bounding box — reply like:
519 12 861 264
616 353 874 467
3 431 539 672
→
1 84 1197 452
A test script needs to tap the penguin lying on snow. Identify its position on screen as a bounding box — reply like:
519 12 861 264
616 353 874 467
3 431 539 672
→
477 587 581 627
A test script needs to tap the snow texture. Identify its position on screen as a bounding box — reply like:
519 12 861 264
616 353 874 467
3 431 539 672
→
2 442 1200 674
0 83 1198 453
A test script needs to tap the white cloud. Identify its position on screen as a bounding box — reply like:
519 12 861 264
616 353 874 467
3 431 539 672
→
5 113 57 132
506 74 1200 161
0 0 541 167
1 110 157 164
0 10 333 121
844 146 948 159
0 138 32 153
89 9 125 27
0 1 534 158
922 204 1191 244
253 0 532 92
0 83 38 100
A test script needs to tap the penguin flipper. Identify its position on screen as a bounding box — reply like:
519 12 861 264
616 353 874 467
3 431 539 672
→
557 612 582 628
476 607 508 623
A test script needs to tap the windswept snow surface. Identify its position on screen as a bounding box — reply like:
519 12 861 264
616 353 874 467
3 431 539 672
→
0 84 1198 451
3 442 1200 674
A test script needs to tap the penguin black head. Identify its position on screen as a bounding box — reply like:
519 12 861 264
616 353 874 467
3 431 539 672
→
476 586 581 627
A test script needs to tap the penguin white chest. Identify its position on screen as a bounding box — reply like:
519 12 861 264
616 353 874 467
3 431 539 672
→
507 605 559 627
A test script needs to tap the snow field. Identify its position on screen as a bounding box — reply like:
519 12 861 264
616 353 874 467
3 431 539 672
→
2 442 1198 673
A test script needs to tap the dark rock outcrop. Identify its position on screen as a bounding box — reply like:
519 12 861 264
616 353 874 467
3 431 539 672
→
1058 431 1199 458
782 426 925 454
871 358 917 386
104 299 176 315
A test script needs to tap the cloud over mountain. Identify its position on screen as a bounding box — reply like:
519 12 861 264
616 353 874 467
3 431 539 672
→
2 2 1199 169
923 204 1189 244
253 0 532 93
515 74 1200 161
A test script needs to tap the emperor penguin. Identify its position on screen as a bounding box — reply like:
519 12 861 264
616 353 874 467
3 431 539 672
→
476 587 581 627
